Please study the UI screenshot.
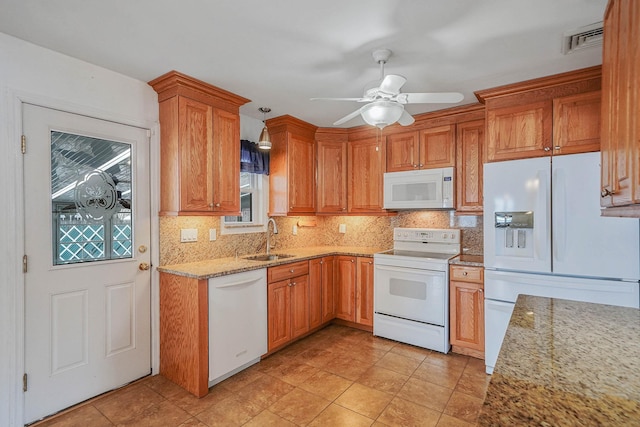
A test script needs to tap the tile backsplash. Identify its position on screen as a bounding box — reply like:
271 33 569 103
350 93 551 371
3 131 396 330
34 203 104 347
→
159 211 483 265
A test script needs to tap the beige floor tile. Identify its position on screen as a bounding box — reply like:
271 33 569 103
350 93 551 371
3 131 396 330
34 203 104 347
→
375 352 421 376
396 377 453 412
114 399 191 427
93 383 164 424
34 404 113 427
178 418 209 427
349 344 389 364
361 335 397 352
464 356 486 374
443 391 485 424
217 365 266 392
235 375 295 408
195 394 262 426
377 397 441 427
296 346 338 368
412 361 463 389
269 387 331 425
308 403 375 427
424 351 469 371
356 366 409 395
264 359 320 385
170 385 234 416
324 354 374 380
389 342 432 361
299 369 353 400
436 414 476 427
335 383 394 419
454 370 491 399
141 375 188 399
243 409 296 426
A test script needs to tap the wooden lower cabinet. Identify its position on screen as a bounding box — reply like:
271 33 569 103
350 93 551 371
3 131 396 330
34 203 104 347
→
309 256 335 327
449 265 484 359
267 279 292 350
335 255 374 329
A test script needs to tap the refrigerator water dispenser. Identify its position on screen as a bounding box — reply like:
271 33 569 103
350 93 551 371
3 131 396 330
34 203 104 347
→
495 212 534 257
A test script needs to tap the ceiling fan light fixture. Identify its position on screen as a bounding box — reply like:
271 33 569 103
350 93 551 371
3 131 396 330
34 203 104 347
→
257 107 272 150
361 101 404 129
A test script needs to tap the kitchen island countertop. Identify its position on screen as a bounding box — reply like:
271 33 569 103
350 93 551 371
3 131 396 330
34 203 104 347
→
478 294 640 426
157 246 386 279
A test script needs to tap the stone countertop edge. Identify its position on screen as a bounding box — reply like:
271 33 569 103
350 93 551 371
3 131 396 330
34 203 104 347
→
449 254 484 267
157 246 387 280
478 294 640 426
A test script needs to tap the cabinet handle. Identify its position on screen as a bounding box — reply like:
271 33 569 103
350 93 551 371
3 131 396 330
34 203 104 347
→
479 289 484 293
544 147 551 152
554 146 561 150
351 259 354 263
601 188 615 197
215 203 221 207
413 164 418 168
342 207 346 211
288 282 293 287
462 271 468 276
368 261 373 264
208 203 214 208
291 282 296 286
290 269 294 273
419 164 423 167
320 260 324 264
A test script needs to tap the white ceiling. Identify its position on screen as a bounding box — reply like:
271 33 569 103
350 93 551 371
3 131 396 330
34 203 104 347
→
0 0 608 128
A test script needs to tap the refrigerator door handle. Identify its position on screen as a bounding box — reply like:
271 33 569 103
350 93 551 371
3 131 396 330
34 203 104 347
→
535 168 550 262
553 167 567 263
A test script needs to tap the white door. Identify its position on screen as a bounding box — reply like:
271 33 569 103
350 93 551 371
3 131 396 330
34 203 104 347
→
23 104 151 423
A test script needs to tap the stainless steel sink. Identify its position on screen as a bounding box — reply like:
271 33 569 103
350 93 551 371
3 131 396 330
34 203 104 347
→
244 254 296 262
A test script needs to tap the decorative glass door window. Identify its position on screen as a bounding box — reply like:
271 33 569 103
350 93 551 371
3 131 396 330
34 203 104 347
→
50 131 133 265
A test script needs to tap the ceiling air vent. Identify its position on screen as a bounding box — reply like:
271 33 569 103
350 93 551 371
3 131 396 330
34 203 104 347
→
562 21 603 54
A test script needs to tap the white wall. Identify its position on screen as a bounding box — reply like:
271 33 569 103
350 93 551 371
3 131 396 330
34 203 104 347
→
0 32 159 426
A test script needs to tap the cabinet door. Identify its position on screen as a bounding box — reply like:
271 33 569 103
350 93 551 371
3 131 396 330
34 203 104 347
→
348 138 386 213
601 0 640 208
290 275 310 339
308 259 323 329
317 140 347 213
212 108 240 213
334 256 356 322
449 280 484 352
179 97 213 211
486 101 552 162
419 125 456 168
321 256 335 323
289 134 316 213
267 279 291 351
355 257 374 327
456 120 484 213
553 91 601 156
386 131 419 172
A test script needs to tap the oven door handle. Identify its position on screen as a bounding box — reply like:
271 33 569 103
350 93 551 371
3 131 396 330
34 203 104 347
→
375 264 442 274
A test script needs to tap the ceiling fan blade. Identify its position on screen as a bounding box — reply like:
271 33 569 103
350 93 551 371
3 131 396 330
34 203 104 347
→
398 92 464 104
311 97 368 102
333 107 364 126
379 74 406 95
397 110 415 126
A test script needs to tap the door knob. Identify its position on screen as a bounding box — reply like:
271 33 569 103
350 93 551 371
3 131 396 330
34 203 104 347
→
138 262 150 271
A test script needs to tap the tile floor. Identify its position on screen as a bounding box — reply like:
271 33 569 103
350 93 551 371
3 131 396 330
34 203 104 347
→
34 325 491 426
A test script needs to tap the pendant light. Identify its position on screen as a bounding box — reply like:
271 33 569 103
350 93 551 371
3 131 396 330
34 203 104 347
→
258 107 272 150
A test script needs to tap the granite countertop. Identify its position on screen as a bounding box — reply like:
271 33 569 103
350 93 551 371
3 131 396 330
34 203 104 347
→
449 254 484 267
478 294 640 426
157 246 386 279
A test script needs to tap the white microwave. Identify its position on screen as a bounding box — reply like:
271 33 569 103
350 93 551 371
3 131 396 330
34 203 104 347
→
383 167 455 210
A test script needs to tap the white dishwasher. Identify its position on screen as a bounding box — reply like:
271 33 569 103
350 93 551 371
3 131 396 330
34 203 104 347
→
208 268 267 386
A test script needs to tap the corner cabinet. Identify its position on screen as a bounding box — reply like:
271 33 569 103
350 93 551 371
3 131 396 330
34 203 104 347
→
267 115 318 216
600 0 640 215
149 71 249 215
449 265 484 359
334 255 374 330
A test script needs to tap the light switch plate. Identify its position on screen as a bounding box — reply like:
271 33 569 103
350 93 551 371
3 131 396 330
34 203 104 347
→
180 228 198 243
292 225 298 235
339 224 346 234
209 228 217 241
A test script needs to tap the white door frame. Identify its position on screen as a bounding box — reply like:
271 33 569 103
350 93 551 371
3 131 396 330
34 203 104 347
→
0 89 161 427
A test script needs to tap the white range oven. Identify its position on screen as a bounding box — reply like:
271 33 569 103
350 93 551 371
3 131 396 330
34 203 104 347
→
373 228 460 353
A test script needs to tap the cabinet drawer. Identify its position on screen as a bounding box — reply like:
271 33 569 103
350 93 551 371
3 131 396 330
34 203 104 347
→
268 261 309 283
450 266 483 283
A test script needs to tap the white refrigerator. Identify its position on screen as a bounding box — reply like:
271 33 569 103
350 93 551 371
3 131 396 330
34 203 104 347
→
483 152 640 373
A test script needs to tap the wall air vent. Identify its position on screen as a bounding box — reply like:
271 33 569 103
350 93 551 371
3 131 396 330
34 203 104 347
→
562 21 603 54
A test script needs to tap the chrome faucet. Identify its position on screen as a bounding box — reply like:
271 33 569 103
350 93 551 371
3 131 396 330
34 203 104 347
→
266 217 278 254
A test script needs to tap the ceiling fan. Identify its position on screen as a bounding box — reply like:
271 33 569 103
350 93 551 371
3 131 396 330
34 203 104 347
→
312 49 464 129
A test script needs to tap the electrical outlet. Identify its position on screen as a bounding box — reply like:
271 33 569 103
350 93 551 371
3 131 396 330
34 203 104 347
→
180 228 198 243
339 224 346 234
209 228 217 241
292 225 298 235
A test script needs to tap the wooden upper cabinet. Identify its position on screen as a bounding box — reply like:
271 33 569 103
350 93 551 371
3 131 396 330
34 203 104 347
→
348 136 386 213
553 91 601 155
316 130 348 214
386 125 455 171
267 115 317 216
600 0 640 212
476 66 602 163
419 125 456 168
386 131 419 172
149 71 249 215
456 120 485 213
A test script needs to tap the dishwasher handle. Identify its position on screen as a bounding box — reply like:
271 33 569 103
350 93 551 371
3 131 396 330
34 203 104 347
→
214 274 264 289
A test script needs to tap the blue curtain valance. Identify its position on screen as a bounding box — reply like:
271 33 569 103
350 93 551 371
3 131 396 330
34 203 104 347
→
240 139 270 175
